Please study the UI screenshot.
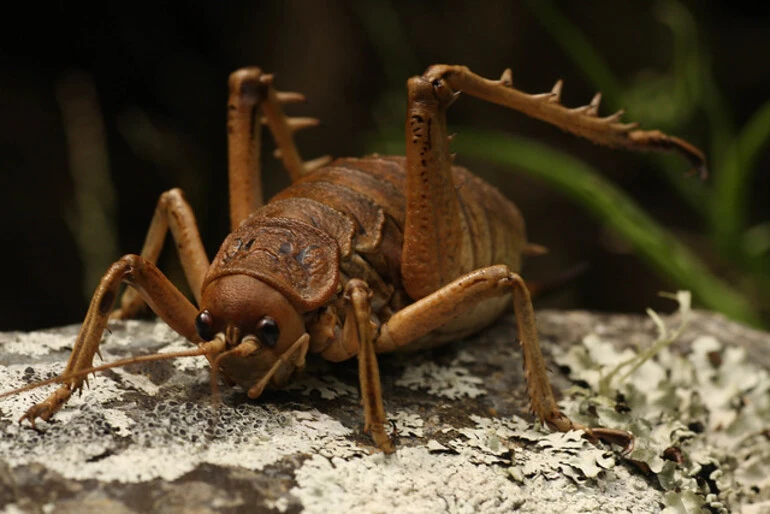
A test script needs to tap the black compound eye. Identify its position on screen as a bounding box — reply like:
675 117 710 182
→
256 316 280 348
195 310 215 341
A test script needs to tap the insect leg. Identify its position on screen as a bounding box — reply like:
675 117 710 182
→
20 255 201 427
304 282 393 453
227 68 266 228
256 73 331 181
112 188 208 319
377 264 632 449
345 279 394 454
401 73 472 300
422 64 706 176
228 68 330 230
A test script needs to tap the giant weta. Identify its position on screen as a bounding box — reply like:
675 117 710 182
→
2 65 704 453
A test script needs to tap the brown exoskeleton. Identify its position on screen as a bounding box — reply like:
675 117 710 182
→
1 65 705 453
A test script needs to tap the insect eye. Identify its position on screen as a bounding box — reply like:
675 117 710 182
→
256 316 280 348
195 310 215 341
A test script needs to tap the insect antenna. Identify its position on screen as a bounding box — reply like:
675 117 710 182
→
0 341 224 401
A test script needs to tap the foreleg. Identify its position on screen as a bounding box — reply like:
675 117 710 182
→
21 255 204 426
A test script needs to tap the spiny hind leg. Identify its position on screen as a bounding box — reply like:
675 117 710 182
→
422 64 706 175
400 72 470 300
377 265 633 449
21 255 202 427
227 67 331 229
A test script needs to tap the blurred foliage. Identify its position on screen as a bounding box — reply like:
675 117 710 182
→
525 0 770 327
362 0 770 328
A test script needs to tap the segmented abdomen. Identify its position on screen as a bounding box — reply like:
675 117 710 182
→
267 155 528 309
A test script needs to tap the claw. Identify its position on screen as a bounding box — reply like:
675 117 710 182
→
446 90 461 108
590 428 635 455
287 117 321 133
587 92 602 116
602 109 625 124
549 79 563 103
547 413 635 454
19 403 49 429
366 421 395 454
617 122 640 132
499 68 513 87
578 424 635 454
18 385 72 428
275 91 306 104
691 162 709 180
304 155 333 173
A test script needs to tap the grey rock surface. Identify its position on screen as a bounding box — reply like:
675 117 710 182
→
1 309 768 513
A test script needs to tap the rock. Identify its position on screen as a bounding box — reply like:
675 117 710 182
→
1 308 768 513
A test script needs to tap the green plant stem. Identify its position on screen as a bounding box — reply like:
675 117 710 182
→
711 100 770 254
737 100 770 173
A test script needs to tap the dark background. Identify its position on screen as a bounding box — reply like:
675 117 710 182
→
1 1 768 331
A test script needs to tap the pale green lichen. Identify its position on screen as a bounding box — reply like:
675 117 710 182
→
2 309 767 512
285 374 357 400
554 291 770 512
598 291 693 396
390 411 425 438
395 354 486 399
445 414 617 483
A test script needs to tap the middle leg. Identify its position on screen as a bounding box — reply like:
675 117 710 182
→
345 279 393 454
306 279 395 453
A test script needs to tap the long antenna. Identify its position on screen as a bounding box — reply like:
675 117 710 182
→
0 345 217 401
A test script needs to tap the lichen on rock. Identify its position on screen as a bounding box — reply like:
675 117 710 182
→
1 305 768 512
553 293 770 512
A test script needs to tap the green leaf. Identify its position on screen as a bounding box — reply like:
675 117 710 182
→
711 100 770 252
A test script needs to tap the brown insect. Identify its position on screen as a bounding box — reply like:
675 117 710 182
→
1 65 704 453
